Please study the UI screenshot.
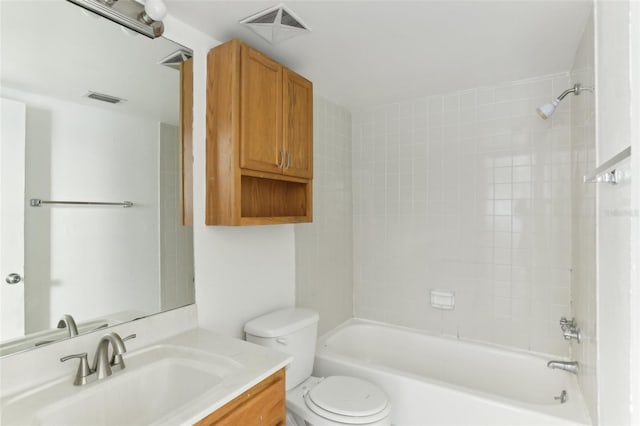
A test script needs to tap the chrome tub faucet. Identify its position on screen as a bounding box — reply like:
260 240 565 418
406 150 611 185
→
547 360 579 374
60 332 136 386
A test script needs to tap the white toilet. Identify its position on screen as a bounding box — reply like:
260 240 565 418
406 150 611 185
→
245 308 391 426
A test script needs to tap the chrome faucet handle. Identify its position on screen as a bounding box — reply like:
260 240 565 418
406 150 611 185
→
60 352 95 386
563 327 582 343
559 317 576 330
111 334 136 369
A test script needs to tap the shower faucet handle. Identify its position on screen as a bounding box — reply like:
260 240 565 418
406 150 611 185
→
559 317 581 343
559 317 575 330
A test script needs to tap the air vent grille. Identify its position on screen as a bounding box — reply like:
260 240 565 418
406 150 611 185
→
85 91 126 104
240 3 310 44
158 49 193 70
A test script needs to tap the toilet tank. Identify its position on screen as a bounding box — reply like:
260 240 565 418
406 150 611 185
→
244 308 319 390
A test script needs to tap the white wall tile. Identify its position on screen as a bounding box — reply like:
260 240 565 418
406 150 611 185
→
295 96 353 335
352 72 573 355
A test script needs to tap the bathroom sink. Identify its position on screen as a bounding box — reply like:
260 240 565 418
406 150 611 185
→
1 344 244 426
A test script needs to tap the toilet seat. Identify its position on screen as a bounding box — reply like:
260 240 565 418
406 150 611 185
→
303 376 390 424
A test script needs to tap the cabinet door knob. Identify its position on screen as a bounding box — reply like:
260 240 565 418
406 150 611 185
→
285 151 291 170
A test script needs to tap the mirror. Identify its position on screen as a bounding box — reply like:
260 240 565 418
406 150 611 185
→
0 0 195 356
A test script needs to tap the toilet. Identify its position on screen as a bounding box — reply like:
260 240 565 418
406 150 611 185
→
245 308 391 426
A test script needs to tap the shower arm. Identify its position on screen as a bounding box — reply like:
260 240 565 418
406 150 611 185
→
556 84 594 101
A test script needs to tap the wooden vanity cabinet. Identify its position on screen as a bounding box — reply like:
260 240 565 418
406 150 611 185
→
194 369 286 426
206 39 313 225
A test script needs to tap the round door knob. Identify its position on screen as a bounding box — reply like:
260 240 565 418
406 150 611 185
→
5 273 22 285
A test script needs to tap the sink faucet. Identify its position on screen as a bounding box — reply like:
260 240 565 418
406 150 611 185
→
60 332 136 385
547 360 579 374
57 314 79 337
92 333 127 380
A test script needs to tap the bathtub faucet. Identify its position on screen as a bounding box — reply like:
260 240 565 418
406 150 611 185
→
547 360 579 374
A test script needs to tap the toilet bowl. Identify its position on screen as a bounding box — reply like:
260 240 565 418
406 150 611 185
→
287 376 391 426
244 308 391 426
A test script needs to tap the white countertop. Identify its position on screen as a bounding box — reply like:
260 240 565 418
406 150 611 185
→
0 327 292 425
153 328 292 424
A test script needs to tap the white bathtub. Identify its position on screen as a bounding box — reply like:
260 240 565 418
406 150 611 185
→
313 319 591 426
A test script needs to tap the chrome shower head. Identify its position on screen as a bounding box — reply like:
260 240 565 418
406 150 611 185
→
536 83 592 120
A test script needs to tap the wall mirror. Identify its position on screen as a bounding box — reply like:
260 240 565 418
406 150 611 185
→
0 0 195 356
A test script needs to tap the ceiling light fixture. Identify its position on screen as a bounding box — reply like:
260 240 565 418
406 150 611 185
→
66 0 167 39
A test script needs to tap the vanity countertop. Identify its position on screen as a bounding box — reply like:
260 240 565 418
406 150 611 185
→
153 328 292 424
0 327 292 426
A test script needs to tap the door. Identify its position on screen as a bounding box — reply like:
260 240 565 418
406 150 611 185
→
283 68 313 179
0 97 26 340
239 44 283 175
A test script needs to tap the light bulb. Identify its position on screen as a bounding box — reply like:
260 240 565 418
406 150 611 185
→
144 0 167 21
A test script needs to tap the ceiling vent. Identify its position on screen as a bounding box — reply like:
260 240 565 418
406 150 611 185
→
84 91 126 104
158 49 193 71
240 4 310 44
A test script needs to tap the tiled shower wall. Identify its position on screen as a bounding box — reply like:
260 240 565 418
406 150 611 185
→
569 12 597 422
352 73 574 355
295 96 353 335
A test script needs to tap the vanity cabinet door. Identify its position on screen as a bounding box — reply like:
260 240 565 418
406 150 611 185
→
194 369 285 426
239 44 283 176
283 68 313 179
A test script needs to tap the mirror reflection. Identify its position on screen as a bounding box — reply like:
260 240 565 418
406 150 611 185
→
0 0 195 356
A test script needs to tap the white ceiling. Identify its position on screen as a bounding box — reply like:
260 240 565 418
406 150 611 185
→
167 0 592 110
0 0 186 125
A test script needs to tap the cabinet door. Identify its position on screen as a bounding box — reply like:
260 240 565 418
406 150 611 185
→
195 369 286 426
283 68 313 179
240 44 283 174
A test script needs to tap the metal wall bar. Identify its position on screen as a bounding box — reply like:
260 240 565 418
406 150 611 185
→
583 146 631 185
30 199 133 208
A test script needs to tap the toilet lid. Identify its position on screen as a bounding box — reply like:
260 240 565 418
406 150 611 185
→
304 376 389 422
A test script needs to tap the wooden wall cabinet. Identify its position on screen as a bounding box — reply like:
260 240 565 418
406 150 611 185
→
194 369 286 425
206 39 313 225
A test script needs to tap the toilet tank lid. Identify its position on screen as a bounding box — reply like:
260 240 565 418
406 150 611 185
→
244 308 319 338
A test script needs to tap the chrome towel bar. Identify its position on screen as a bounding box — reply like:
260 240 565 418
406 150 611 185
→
583 146 631 185
30 199 133 208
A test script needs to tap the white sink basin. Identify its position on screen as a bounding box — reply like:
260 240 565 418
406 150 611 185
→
2 344 244 426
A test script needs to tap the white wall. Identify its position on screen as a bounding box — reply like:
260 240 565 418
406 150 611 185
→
352 73 574 355
569 11 597 423
163 18 296 339
295 96 353 335
629 2 640 425
594 0 638 424
630 2 640 423
0 88 161 332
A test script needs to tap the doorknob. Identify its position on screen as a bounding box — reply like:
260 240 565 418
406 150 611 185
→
5 273 22 285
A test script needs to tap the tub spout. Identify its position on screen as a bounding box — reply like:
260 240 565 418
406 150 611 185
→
547 360 579 374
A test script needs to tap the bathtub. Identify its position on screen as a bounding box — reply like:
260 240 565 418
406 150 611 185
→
313 319 591 426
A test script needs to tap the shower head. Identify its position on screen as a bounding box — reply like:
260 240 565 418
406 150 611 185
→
536 99 561 120
536 83 592 120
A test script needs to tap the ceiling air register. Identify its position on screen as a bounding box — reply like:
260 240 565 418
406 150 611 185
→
240 4 310 44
